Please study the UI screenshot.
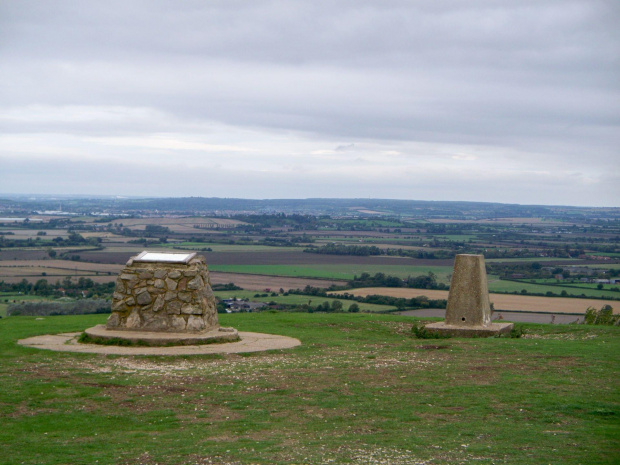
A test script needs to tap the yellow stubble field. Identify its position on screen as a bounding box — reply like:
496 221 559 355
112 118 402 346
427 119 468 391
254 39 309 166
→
341 287 619 314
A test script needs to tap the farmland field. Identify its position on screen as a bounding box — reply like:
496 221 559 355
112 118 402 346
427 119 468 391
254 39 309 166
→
101 217 246 232
342 287 620 314
208 264 453 282
162 243 298 253
213 290 395 312
0 266 97 280
0 228 71 238
209 272 345 291
486 277 619 299
1 201 618 329
0 260 122 273
485 257 579 263
426 217 571 224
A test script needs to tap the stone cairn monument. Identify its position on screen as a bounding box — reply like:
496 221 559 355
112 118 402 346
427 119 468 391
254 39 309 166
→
425 254 513 337
85 251 238 345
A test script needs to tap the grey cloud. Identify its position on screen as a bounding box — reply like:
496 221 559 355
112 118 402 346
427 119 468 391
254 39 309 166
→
0 0 618 205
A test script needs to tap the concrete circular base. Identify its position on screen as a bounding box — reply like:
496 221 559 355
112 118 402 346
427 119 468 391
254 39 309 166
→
18 330 301 355
424 321 514 338
84 324 240 346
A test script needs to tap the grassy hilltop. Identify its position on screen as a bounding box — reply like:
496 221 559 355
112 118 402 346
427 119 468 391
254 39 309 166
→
1 313 618 465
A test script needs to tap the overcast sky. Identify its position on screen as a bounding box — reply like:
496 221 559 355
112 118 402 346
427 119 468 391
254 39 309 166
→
1 0 618 207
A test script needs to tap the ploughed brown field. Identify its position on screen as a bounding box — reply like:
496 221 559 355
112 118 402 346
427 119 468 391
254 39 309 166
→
0 246 597 268
0 260 122 272
341 287 620 315
209 272 345 291
0 250 51 261
47 248 459 267
0 260 123 283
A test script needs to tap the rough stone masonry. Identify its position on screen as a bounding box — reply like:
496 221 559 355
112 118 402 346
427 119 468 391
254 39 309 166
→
106 252 218 332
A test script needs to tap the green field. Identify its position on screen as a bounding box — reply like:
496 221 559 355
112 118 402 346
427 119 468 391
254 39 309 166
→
486 257 577 263
208 264 453 282
525 279 619 291
584 264 620 270
314 237 421 244
0 313 618 464
213 290 396 312
487 278 620 299
563 283 619 291
428 235 479 241
162 243 298 253
318 219 404 227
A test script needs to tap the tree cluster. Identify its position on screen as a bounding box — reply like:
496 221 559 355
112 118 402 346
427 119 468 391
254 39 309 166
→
0 277 115 298
329 293 447 310
304 244 383 256
348 272 447 290
583 305 618 325
7 299 110 316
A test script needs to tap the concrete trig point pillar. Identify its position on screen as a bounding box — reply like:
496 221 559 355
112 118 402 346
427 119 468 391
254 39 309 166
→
426 254 513 337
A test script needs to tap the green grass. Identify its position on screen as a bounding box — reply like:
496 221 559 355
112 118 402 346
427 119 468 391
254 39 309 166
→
0 313 618 464
213 290 396 312
209 264 453 282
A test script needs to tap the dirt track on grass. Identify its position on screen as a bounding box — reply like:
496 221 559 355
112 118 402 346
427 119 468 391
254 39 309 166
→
341 287 619 314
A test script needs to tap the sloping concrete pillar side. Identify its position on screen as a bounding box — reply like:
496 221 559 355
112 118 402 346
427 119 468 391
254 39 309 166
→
425 253 513 337
445 254 491 327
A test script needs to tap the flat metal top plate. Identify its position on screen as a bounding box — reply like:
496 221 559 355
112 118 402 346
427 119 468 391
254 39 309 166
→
133 251 196 264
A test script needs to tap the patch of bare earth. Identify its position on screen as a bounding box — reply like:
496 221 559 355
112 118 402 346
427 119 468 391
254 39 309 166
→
285 444 497 465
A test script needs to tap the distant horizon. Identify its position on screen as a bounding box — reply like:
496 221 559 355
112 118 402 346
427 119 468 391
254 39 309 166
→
1 193 617 210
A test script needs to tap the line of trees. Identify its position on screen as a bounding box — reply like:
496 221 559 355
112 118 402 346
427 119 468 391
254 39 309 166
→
303 243 456 259
304 244 383 256
348 272 448 290
0 277 115 298
7 299 110 316
330 293 447 310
